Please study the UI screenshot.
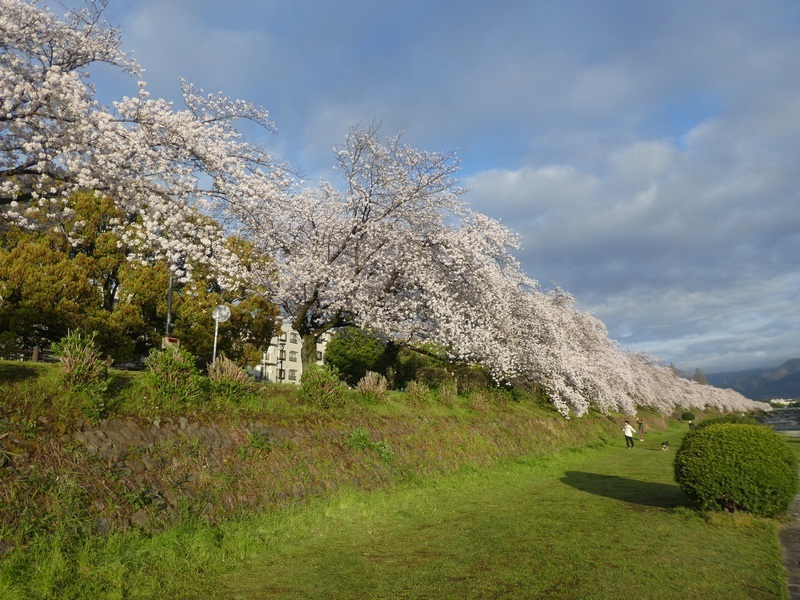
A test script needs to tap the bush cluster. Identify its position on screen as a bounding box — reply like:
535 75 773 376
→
52 331 111 420
298 364 348 409
207 356 253 404
344 428 395 464
416 366 453 389
674 422 798 517
356 371 388 404
145 347 205 405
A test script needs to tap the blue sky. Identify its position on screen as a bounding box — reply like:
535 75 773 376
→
88 0 800 373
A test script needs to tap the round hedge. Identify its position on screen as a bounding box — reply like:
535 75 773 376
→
674 423 798 517
691 414 761 432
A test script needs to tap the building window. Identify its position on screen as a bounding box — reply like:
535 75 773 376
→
279 332 287 342
279 349 286 360
289 350 298 362
278 369 285 381
288 369 297 381
316 351 323 362
290 332 299 344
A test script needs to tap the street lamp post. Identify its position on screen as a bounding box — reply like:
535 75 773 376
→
211 305 231 363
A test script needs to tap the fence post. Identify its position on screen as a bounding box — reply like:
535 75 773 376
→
31 346 39 362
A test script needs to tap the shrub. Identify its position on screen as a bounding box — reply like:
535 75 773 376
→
692 414 760 432
681 411 696 421
207 356 253 403
52 331 110 396
674 423 798 517
437 382 458 407
454 366 489 394
52 331 110 420
298 364 348 409
344 428 395 464
145 347 206 405
404 380 430 406
356 371 388 404
323 327 387 386
416 366 453 389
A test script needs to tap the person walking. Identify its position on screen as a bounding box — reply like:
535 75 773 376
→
636 417 645 441
623 420 637 449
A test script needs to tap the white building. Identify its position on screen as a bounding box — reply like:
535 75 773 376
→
256 322 331 384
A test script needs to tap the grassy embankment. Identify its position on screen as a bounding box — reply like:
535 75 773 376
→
0 360 792 598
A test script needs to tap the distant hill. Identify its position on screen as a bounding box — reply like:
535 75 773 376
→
707 359 800 400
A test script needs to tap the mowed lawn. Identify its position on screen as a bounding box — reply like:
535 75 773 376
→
221 422 788 599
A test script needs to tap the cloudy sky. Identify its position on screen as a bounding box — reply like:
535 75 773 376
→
90 0 799 374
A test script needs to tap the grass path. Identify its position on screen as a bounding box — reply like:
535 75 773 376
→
221 422 787 599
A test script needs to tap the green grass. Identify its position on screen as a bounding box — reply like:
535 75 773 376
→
3 421 783 599
0 361 791 599
218 421 786 599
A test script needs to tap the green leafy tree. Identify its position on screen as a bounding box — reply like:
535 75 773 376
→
324 327 388 386
691 369 708 385
0 192 279 364
0 234 101 348
166 260 278 366
0 192 163 358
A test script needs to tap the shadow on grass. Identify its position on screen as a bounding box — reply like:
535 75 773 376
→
0 362 42 382
561 471 687 508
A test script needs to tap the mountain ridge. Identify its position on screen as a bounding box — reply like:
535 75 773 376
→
706 358 800 400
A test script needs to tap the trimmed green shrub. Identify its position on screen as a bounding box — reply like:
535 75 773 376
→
674 423 798 517
298 364 348 409
323 327 387 386
681 411 696 421
692 414 760 432
145 347 206 405
453 365 490 394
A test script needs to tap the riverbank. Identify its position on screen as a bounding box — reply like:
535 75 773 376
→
762 408 800 437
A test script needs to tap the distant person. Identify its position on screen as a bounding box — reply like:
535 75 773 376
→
636 417 645 441
688 420 695 431
623 420 637 449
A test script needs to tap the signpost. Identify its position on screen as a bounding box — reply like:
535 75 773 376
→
211 305 231 363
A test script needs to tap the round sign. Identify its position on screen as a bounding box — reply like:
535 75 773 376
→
212 305 231 323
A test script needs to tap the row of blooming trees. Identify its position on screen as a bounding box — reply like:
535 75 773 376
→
1 0 761 416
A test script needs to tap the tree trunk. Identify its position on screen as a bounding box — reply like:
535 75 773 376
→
383 340 401 389
300 332 319 371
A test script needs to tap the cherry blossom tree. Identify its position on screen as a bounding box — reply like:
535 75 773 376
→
237 125 529 370
1 1 762 418
504 287 761 417
1 0 291 283
233 124 760 416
